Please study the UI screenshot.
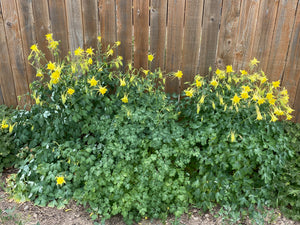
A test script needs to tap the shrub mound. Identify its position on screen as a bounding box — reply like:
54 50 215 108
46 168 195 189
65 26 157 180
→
3 35 297 224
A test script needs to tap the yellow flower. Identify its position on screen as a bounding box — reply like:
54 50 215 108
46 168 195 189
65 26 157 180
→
231 94 241 105
286 114 292 120
274 107 284 116
9 123 16 133
88 58 93 65
250 57 260 66
98 86 107 95
270 113 278 122
280 88 288 96
88 76 98 87
121 94 128 103
74 47 84 56
107 49 114 56
56 176 66 185
260 76 268 84
268 98 276 105
226 65 234 73
97 36 102 42
199 95 205 104
241 92 249 99
30 44 39 53
256 110 263 120
52 78 59 84
142 69 149 75
257 98 265 105
184 88 194 98
249 75 257 83
49 41 59 50
51 71 60 80
195 79 202 87
45 33 53 42
1 119 8 129
67 88 75 95
266 92 273 100
242 85 251 93
36 69 43 77
47 62 56 71
115 41 121 46
240 70 248 75
215 68 221 75
210 79 218 88
230 131 236 142
119 78 126 86
174 70 183 79
286 106 294 114
272 80 280 88
148 54 154 62
86 47 94 56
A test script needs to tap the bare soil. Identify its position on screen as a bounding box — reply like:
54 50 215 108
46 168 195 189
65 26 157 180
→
0 169 299 225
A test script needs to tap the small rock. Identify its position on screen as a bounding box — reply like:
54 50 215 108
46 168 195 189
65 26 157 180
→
24 205 29 210
33 213 37 218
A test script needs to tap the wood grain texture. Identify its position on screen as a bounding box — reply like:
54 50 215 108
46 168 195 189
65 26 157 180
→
198 0 222 76
48 0 69 57
0 87 4 105
16 0 36 85
294 79 300 123
99 0 116 52
266 0 297 82
116 0 132 67
150 0 167 71
65 0 84 54
1 0 30 106
282 5 300 112
82 0 98 49
216 0 241 70
233 0 260 70
0 2 17 106
165 0 185 94
32 0 52 61
250 0 279 72
181 0 204 88
133 0 149 70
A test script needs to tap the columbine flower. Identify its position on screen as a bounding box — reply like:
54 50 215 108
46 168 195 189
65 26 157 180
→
115 41 121 46
260 76 268 84
241 91 249 99
272 80 280 88
270 113 278 122
256 110 263 120
230 131 236 142
1 119 8 129
87 58 93 65
210 79 218 88
86 47 94 56
74 47 84 56
119 78 126 86
49 41 59 50
226 65 234 73
286 114 292 120
195 79 202 87
56 176 66 185
148 54 154 62
257 98 265 105
286 106 294 114
97 36 102 42
142 69 149 75
45 33 53 42
47 62 56 70
36 69 43 77
98 86 107 95
88 76 98 87
121 94 128 103
184 88 194 98
174 70 183 79
240 70 248 75
67 88 75 95
51 71 60 80
107 49 114 56
250 57 260 66
266 92 273 100
268 98 276 105
231 94 241 105
274 107 284 116
242 85 251 92
30 44 39 53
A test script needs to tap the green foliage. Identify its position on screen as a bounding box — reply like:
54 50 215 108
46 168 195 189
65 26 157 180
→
6 35 297 224
0 105 17 172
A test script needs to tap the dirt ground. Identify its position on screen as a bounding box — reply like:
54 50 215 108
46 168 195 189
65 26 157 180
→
0 169 299 225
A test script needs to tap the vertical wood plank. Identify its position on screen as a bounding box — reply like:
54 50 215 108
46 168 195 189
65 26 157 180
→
99 0 116 52
48 0 69 57
266 0 297 82
0 2 17 106
82 0 98 49
65 0 84 54
16 0 36 85
198 0 222 76
165 0 185 93
216 0 241 69
282 5 300 113
32 0 52 60
150 0 167 71
233 0 260 70
0 87 4 105
181 0 204 88
294 80 300 123
250 0 279 72
1 0 30 106
116 0 132 67
133 0 149 70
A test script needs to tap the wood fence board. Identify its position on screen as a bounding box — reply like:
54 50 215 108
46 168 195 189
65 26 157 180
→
198 0 222 77
0 87 4 105
82 0 98 49
116 0 132 68
16 0 36 85
1 0 30 106
282 5 300 113
233 0 260 70
150 0 167 71
250 0 279 72
0 3 17 106
48 0 69 57
216 0 241 70
165 0 185 93
295 79 300 123
65 0 84 54
32 0 52 61
133 0 149 70
181 0 204 88
99 0 116 52
266 0 297 82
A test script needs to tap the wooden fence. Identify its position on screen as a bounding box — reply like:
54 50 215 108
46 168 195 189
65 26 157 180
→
0 0 300 122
